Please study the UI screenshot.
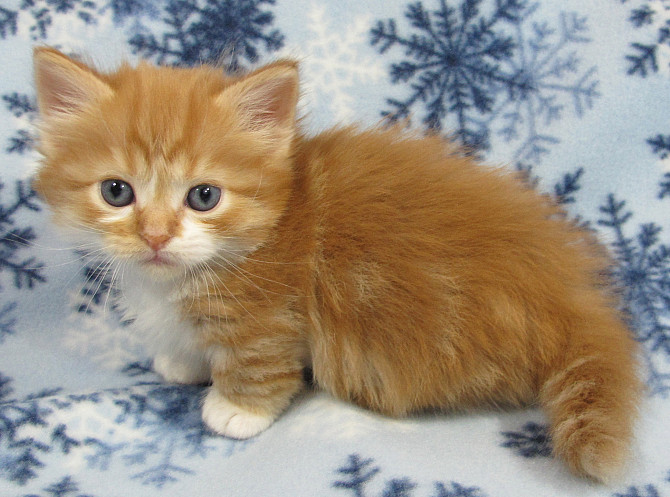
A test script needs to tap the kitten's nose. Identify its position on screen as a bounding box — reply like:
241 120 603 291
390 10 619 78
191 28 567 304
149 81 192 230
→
141 232 171 252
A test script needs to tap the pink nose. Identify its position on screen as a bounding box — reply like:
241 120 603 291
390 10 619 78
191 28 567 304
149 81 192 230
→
141 232 171 251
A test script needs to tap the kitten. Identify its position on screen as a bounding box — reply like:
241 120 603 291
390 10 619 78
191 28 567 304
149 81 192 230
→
32 46 641 483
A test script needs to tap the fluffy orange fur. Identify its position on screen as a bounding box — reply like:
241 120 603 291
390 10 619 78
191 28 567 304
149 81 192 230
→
32 46 641 483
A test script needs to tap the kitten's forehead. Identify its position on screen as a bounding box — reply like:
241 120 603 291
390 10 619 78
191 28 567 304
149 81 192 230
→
104 64 235 172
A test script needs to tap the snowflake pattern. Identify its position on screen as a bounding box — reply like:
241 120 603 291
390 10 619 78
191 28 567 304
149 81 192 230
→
2 93 38 156
371 0 527 150
0 0 669 495
0 180 45 290
623 0 670 77
371 1 598 161
500 421 552 458
614 484 662 497
127 0 284 70
62 259 143 370
598 194 670 396
485 5 599 163
332 454 488 497
0 377 251 492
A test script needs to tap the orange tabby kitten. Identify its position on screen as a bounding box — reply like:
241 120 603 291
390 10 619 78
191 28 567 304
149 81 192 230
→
32 46 640 483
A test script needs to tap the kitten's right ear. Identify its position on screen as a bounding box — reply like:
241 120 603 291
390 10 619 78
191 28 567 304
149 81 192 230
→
33 46 113 119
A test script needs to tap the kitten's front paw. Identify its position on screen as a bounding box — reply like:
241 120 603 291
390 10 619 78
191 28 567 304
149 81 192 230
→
202 388 276 439
153 353 210 385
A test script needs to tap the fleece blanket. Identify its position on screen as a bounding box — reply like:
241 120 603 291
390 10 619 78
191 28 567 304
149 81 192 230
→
0 0 669 496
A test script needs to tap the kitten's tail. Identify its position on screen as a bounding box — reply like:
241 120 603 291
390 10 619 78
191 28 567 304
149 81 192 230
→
539 313 641 484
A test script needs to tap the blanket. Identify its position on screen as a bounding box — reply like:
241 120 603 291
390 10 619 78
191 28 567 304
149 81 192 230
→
1 0 669 496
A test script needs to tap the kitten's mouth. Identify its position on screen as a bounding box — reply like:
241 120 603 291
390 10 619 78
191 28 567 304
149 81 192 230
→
144 252 176 267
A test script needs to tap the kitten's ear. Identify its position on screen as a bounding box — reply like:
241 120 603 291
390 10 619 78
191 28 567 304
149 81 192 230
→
33 46 113 119
217 61 299 146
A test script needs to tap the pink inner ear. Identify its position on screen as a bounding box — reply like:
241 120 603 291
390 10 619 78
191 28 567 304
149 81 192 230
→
238 74 298 132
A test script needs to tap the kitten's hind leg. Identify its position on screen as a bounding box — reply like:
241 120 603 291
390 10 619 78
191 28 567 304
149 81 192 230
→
540 318 641 483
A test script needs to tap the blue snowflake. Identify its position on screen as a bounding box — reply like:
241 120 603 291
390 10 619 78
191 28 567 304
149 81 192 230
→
371 1 597 161
500 421 552 458
75 259 130 326
623 0 670 76
484 5 599 163
1 380 249 490
2 93 38 155
127 0 284 70
613 484 661 497
0 6 18 39
371 0 527 150
21 475 96 497
0 0 97 40
0 390 53 485
0 0 158 42
0 179 45 290
648 134 670 160
598 194 670 396
333 454 488 497
433 483 486 497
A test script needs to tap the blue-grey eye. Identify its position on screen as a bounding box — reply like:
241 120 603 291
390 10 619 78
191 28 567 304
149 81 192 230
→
101 179 134 207
187 184 221 211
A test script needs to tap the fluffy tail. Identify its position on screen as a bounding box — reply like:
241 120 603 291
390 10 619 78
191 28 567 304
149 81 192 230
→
540 317 641 484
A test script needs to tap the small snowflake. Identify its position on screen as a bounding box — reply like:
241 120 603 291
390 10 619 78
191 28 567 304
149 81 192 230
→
624 0 670 76
0 180 45 290
2 92 38 156
500 421 552 458
647 134 670 172
295 4 385 124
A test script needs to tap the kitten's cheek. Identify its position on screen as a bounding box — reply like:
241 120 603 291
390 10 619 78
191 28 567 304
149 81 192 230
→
201 388 276 439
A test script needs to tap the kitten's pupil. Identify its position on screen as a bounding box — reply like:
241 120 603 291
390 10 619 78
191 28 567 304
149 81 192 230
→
101 179 134 207
187 184 222 211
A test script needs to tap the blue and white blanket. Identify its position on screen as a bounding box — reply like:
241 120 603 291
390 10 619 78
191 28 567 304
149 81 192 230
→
0 1 669 496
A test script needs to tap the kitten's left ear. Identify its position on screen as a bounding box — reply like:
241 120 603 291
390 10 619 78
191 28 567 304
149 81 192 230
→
217 61 299 147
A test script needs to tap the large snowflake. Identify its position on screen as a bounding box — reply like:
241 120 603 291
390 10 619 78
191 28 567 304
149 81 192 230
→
485 5 599 163
371 0 598 161
371 0 528 150
128 0 284 70
598 194 670 396
295 4 385 124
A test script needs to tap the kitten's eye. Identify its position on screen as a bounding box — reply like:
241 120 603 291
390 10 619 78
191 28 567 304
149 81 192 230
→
187 184 222 212
100 179 134 207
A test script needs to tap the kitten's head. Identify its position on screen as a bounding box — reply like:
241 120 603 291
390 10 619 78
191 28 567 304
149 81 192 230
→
32 47 299 279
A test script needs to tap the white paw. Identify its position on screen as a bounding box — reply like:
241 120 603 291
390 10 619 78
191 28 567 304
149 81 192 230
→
153 353 210 384
202 388 276 439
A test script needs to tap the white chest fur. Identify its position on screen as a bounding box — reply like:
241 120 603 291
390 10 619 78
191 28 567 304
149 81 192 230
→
117 271 211 384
